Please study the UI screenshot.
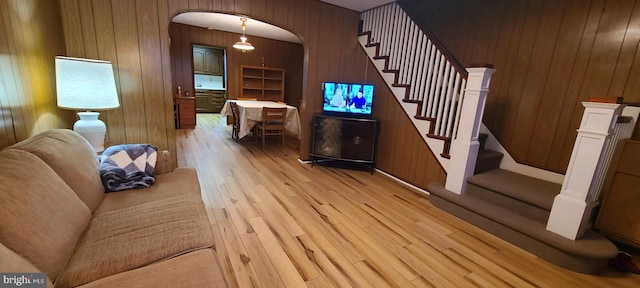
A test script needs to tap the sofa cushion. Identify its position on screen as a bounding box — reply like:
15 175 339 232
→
0 149 92 280
76 249 226 288
56 194 215 287
94 167 201 213
7 129 104 212
0 242 54 288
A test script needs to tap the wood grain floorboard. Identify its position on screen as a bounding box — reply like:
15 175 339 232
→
176 114 640 288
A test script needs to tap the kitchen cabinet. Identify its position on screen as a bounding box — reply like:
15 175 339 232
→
195 89 226 113
193 46 223 75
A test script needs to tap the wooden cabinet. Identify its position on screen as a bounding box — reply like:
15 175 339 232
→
310 114 379 172
175 97 196 129
596 139 640 247
240 65 284 102
193 46 223 75
195 90 226 113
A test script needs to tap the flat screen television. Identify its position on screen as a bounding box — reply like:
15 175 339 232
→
322 82 374 117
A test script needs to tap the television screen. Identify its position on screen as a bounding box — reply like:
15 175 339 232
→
322 82 374 116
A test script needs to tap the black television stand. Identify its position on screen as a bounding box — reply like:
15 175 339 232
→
310 114 379 173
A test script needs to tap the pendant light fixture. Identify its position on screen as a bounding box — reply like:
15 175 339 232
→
233 17 255 52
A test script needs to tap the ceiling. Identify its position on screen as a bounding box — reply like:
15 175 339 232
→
171 0 394 44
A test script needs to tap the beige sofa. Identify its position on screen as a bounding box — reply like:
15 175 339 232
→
0 129 227 288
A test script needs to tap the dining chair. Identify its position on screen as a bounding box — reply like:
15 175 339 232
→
255 107 287 151
229 101 240 141
237 97 257 100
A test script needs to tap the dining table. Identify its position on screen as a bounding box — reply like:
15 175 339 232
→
219 100 301 139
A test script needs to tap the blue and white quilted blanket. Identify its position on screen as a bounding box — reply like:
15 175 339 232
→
99 144 158 192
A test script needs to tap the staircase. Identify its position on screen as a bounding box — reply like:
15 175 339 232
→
359 2 618 274
428 134 617 274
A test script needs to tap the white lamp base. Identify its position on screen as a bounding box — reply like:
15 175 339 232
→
73 111 107 153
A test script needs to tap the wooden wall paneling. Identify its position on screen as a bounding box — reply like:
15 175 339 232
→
78 0 98 59
497 0 544 161
273 0 288 27
290 0 306 39
59 0 85 57
511 0 566 162
482 0 519 129
486 0 529 141
482 0 509 64
198 0 213 12
622 7 640 104
557 0 635 172
376 94 398 175
0 6 16 147
91 0 126 144
168 0 189 18
158 0 177 162
251 0 266 20
33 1 68 132
79 0 112 137
112 0 146 143
298 0 323 160
263 0 275 22
188 0 199 11
210 0 223 12
6 2 36 138
136 0 168 148
235 0 251 15
609 3 640 97
0 77 12 148
220 0 234 14
0 0 70 149
579 0 634 100
527 0 591 168
546 0 603 172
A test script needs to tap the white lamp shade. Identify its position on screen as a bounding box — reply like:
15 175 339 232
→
55 56 120 110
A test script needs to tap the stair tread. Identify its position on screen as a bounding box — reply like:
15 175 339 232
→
428 183 617 259
468 169 560 210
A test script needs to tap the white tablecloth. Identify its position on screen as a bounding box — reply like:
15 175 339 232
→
220 100 301 139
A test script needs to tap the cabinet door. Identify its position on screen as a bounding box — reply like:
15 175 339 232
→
195 91 212 112
341 120 376 161
177 99 196 128
193 49 205 73
312 116 343 158
205 49 222 75
210 92 226 113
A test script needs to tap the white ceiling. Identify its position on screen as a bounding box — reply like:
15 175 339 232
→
171 0 394 44
172 13 303 43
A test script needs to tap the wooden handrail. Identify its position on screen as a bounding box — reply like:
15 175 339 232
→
397 0 468 79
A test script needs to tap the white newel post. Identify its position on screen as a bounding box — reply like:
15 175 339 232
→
546 102 625 240
445 67 495 194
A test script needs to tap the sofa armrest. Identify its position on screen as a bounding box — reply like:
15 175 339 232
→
155 150 173 175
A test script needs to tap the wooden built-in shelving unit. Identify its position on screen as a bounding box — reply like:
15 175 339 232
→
240 65 285 102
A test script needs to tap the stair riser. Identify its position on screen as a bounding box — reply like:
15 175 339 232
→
474 155 502 174
466 183 550 223
429 195 609 274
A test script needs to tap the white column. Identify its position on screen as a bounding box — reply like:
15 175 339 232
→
445 67 495 194
546 102 624 240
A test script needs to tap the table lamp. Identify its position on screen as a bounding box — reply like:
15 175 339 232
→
55 56 120 152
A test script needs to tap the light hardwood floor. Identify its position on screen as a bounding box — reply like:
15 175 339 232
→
176 114 640 288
